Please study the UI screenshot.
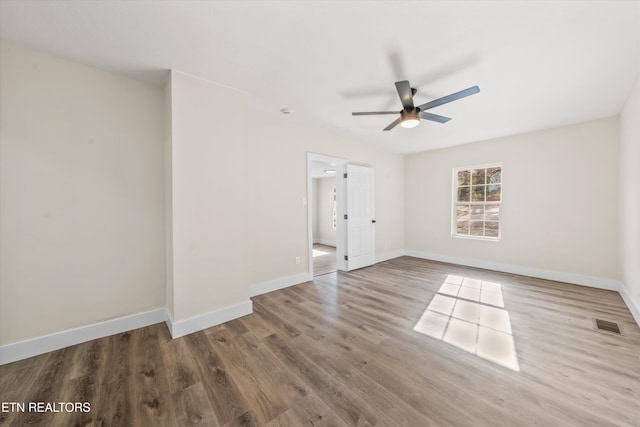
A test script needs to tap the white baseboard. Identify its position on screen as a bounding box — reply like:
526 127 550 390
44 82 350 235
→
375 249 406 264
618 285 640 327
250 272 312 297
313 239 336 247
405 250 621 291
1 301 255 365
0 308 167 365
405 250 640 327
3 257 636 365
167 300 253 339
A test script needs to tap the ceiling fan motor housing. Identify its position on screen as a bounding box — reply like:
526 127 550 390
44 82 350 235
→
401 108 420 119
400 108 420 128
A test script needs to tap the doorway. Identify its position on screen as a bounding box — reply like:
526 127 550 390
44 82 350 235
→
307 153 347 276
307 153 376 276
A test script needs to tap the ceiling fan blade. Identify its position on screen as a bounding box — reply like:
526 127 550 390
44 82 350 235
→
419 111 452 123
352 111 400 116
383 117 403 131
417 86 480 111
395 80 415 110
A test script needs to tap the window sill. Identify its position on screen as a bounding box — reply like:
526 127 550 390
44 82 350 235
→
452 234 501 242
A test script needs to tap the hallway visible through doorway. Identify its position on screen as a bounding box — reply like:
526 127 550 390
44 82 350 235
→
313 244 336 276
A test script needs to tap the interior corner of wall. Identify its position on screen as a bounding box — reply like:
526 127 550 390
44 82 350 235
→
164 306 175 338
168 300 252 339
618 281 640 327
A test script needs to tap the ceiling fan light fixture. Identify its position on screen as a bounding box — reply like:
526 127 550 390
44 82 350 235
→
400 109 420 128
400 117 420 128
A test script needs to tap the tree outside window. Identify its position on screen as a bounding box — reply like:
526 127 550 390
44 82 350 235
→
453 164 502 240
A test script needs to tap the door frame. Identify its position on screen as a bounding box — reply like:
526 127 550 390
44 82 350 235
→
307 152 348 276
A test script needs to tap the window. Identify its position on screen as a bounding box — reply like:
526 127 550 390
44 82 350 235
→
453 164 502 240
331 185 337 230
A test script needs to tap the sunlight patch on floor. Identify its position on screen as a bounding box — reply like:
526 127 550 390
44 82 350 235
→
414 274 520 371
313 249 329 257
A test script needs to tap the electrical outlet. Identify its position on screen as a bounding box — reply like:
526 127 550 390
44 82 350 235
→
295 256 300 265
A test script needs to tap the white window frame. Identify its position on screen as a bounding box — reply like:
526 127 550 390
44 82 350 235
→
451 162 503 241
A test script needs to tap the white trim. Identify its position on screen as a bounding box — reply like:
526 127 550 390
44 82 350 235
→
619 285 640 327
3 257 634 366
405 250 620 291
167 300 253 339
454 161 504 170
307 152 348 165
313 239 336 247
335 162 348 272
0 308 167 365
375 249 406 264
452 162 503 241
307 152 349 277
250 272 312 297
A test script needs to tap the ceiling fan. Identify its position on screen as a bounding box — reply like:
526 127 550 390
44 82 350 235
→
352 80 480 131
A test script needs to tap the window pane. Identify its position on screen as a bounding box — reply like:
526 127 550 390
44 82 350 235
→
470 205 484 220
485 222 500 237
457 205 470 221
485 205 500 221
458 170 470 186
454 165 501 240
331 186 337 229
487 167 501 184
472 169 486 185
470 221 484 236
457 221 469 235
486 184 501 201
457 187 470 202
472 185 485 201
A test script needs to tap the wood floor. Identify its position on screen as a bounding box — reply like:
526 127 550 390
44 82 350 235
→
1 257 639 426
313 244 337 276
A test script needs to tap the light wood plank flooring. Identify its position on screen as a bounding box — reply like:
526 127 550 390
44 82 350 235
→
313 244 336 276
1 257 639 426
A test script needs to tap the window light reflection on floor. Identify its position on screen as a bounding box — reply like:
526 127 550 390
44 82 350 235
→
313 249 329 257
413 274 520 371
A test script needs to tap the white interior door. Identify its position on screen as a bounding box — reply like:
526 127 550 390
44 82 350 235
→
345 164 375 271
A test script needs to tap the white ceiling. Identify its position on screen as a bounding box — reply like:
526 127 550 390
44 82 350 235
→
1 1 638 154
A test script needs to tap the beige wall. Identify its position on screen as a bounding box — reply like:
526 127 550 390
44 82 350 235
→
0 43 166 345
246 112 405 284
619 74 640 313
405 117 619 282
313 177 337 245
167 70 250 322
